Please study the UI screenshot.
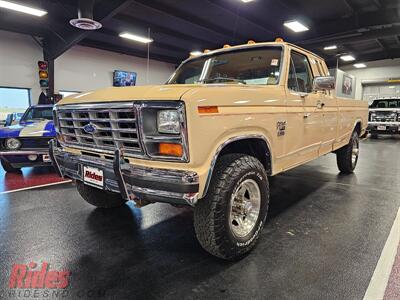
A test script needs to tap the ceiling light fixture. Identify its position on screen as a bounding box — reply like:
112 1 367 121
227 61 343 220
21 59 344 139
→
340 55 356 62
119 32 153 44
283 20 309 32
190 51 202 56
324 45 337 50
353 63 367 68
0 0 47 16
241 0 255 2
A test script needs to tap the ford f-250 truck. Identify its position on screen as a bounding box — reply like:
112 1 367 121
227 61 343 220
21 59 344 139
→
50 40 368 260
368 98 400 138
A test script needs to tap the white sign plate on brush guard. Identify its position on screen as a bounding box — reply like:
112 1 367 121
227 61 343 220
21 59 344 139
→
83 166 104 188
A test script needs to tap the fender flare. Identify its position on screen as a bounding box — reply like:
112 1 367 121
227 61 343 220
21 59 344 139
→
202 134 273 198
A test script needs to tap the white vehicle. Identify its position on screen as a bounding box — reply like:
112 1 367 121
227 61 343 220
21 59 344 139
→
368 98 400 138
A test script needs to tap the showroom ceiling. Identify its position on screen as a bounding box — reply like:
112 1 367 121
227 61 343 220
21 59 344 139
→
0 0 399 66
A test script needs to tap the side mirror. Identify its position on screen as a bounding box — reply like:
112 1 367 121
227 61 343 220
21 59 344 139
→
313 76 335 91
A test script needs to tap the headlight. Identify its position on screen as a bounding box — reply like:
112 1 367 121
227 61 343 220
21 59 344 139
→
5 138 21 150
157 110 181 134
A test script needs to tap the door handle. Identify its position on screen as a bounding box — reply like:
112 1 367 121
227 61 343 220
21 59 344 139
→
316 101 325 109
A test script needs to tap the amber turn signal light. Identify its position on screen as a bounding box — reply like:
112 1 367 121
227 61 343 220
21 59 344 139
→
159 143 183 157
198 106 219 114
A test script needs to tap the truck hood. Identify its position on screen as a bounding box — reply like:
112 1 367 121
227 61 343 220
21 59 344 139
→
57 85 200 105
56 84 282 107
0 120 55 138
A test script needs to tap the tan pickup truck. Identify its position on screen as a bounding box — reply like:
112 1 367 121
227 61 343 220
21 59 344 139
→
50 40 368 260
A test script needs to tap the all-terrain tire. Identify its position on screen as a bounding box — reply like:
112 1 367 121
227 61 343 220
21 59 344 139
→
336 131 360 174
194 154 269 260
1 159 21 173
77 181 127 208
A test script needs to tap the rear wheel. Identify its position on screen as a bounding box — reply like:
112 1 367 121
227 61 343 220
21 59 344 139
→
336 131 359 174
77 181 127 208
194 154 269 260
1 159 21 173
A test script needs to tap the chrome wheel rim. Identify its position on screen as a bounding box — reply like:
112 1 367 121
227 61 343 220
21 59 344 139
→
229 179 261 238
352 138 359 167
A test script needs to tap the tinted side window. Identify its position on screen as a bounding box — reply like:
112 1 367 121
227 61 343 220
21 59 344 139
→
288 52 313 93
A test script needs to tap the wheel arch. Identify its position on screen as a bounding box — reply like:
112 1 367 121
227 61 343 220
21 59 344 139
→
202 134 273 198
353 119 362 136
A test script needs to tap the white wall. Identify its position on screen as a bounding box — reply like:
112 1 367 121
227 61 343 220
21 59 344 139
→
341 59 400 100
0 30 43 103
54 45 175 95
0 30 176 105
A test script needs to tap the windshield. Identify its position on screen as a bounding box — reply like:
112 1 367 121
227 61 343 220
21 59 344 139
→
21 107 53 122
370 99 400 109
168 47 282 85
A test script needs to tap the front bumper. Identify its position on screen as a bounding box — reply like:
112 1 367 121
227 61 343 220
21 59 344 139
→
367 122 400 135
49 140 199 206
0 149 51 167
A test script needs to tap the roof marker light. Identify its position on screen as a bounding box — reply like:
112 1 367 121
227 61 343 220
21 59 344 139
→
190 51 202 56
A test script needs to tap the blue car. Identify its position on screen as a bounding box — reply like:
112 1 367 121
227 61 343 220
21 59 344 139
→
0 105 55 172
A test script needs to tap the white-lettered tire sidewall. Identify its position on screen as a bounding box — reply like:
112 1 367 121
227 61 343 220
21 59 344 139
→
224 168 268 252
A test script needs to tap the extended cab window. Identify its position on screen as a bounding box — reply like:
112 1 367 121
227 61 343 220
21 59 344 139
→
168 47 282 85
288 51 313 93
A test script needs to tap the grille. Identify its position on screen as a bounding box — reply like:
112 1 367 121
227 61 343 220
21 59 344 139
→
21 138 52 149
57 104 143 155
371 112 397 123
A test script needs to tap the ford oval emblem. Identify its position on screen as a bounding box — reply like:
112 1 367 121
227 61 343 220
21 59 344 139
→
83 123 97 134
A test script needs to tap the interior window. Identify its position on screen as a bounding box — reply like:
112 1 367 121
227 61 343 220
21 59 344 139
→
288 51 313 93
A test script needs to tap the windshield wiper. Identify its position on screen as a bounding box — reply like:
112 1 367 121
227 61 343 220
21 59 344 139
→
201 77 246 84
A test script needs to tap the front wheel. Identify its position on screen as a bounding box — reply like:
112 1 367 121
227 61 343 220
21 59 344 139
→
336 131 360 174
1 159 21 173
194 154 269 260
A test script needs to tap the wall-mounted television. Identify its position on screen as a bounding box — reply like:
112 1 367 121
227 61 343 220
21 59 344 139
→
113 70 137 87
